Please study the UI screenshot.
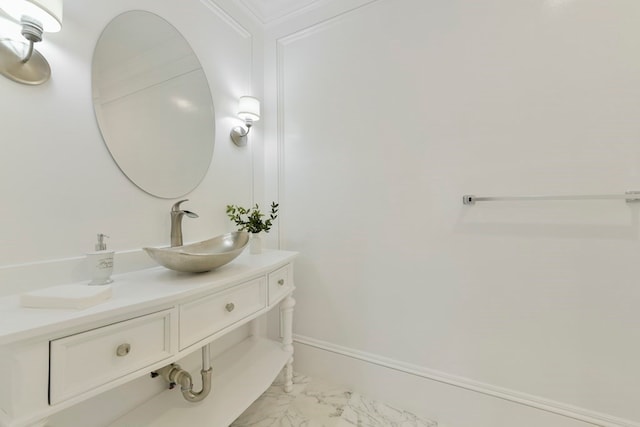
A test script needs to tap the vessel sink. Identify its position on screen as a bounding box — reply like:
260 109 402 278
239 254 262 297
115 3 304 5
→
143 231 250 273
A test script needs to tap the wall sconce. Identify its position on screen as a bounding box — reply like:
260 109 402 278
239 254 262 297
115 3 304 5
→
230 96 260 147
0 0 63 85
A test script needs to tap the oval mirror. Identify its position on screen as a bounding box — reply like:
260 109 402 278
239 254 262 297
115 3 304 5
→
92 10 215 199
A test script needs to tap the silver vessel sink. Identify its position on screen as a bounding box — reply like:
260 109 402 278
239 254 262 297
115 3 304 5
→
143 231 250 273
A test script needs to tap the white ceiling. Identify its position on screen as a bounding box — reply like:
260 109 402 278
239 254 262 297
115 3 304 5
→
236 0 325 24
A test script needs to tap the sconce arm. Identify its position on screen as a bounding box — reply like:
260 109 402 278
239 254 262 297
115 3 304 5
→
230 121 253 147
19 16 44 63
21 40 34 63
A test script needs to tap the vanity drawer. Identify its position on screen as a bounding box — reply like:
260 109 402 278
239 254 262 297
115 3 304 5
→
179 277 266 350
49 309 174 404
268 264 293 305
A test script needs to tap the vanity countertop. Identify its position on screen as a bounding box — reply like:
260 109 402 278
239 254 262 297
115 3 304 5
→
0 249 297 346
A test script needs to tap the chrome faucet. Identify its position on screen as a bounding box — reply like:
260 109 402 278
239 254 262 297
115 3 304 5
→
170 199 199 247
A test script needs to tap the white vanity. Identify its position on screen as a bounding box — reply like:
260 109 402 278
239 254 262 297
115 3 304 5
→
0 250 297 427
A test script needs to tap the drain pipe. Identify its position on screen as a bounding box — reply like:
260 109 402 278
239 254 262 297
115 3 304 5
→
154 345 212 402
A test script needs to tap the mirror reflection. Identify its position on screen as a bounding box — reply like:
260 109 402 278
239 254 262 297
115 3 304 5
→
92 10 215 199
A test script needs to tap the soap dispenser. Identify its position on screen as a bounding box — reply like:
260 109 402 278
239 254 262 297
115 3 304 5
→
87 234 114 286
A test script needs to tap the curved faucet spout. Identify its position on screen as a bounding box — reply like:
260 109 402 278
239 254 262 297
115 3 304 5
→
170 199 198 247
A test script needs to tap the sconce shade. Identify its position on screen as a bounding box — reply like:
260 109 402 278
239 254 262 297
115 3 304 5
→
0 0 62 32
237 96 260 122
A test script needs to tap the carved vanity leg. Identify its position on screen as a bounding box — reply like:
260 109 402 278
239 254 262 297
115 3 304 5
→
280 293 296 393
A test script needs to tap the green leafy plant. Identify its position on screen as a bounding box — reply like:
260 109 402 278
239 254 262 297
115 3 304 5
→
226 202 279 234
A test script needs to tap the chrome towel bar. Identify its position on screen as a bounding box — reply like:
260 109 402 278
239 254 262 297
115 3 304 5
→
462 191 640 205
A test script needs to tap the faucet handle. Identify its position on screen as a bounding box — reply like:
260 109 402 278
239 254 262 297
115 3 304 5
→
172 199 190 212
171 199 199 218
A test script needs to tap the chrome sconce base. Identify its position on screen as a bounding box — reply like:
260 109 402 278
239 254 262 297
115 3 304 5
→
0 0 63 86
230 122 253 147
0 38 50 85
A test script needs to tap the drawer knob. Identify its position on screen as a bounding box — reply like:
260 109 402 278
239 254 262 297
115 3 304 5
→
116 343 131 357
278 279 285 286
225 302 235 312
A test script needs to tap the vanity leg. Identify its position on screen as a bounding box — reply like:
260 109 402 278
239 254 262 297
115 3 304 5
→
280 293 296 393
249 318 259 337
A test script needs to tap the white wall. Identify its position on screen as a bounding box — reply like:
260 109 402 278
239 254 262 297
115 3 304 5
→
268 0 640 426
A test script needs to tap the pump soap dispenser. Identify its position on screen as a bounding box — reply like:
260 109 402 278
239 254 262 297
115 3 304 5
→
88 234 114 285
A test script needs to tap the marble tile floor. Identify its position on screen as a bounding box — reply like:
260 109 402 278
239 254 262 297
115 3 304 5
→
230 372 438 427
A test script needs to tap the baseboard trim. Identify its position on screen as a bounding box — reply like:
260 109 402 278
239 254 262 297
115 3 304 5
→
293 334 638 427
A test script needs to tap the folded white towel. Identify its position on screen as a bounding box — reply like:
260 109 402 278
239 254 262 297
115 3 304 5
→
20 284 112 310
